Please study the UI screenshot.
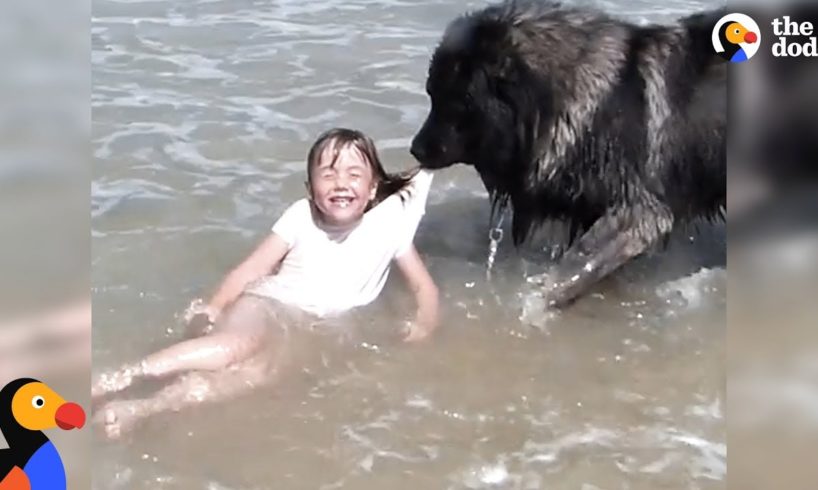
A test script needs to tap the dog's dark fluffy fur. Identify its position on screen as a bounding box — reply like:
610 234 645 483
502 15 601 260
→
411 0 726 307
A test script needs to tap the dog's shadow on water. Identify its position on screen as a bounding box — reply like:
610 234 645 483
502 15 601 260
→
414 196 726 301
414 197 494 263
414 196 574 263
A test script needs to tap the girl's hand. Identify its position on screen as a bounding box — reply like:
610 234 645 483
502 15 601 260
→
182 299 220 337
394 246 439 343
402 320 435 343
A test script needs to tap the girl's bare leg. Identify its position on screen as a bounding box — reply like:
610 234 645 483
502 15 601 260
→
0 299 91 384
92 295 271 400
91 333 262 399
0 299 91 354
0 337 90 383
98 367 262 439
97 320 290 439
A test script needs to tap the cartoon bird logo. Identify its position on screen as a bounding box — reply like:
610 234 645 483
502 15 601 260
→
0 378 85 490
713 13 761 63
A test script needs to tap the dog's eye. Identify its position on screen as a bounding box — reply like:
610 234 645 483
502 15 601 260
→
462 92 477 111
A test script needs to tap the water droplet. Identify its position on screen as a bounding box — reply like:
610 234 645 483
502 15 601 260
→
479 464 509 485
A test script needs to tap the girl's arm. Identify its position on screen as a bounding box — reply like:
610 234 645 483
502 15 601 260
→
201 233 291 321
394 244 439 342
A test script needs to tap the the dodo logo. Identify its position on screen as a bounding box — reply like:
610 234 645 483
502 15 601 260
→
1 378 85 490
712 13 760 63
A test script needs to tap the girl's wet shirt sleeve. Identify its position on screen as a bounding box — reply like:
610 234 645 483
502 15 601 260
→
271 199 307 246
394 170 434 258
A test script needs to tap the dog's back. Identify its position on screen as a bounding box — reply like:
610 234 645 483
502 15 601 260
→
642 9 727 222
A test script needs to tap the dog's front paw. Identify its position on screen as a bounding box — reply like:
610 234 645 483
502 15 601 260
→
543 272 585 309
525 271 551 286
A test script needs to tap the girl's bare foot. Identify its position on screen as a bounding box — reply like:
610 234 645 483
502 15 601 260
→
94 400 144 440
92 362 143 401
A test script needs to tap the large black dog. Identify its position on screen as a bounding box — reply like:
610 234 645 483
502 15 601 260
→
411 0 726 308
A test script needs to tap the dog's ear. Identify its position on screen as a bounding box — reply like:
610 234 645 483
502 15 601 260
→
471 20 516 77
442 16 516 77
493 64 555 175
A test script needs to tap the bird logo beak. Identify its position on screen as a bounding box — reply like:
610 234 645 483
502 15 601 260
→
55 402 86 430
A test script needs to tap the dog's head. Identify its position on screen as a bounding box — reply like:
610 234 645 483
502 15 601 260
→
410 12 552 187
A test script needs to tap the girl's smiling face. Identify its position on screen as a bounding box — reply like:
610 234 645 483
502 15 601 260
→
308 141 377 228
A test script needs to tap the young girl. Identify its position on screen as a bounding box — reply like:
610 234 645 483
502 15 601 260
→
93 128 439 438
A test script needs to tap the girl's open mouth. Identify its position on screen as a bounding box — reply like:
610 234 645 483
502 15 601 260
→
329 196 355 208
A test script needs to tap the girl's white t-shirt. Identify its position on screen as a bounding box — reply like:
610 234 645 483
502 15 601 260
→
246 170 433 317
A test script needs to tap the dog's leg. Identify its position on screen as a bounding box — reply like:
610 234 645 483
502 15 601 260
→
545 203 673 308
